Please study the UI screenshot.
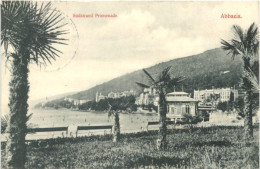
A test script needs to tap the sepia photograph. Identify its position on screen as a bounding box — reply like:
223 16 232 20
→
1 1 259 168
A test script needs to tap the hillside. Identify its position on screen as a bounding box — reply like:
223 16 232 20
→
69 48 243 100
29 91 78 108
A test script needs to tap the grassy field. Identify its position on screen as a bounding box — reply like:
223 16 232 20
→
1 127 259 169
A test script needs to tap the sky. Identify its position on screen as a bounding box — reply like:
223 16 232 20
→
1 1 259 113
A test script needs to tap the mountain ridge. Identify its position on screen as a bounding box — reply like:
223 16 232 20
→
68 48 242 100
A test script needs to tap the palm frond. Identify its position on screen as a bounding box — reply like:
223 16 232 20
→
222 23 259 60
26 113 33 123
1 114 10 133
142 69 155 83
161 66 171 79
136 82 150 88
246 23 257 42
245 67 259 94
253 41 259 56
233 25 244 44
156 66 172 85
245 23 258 55
220 39 241 59
1 1 68 65
167 76 185 90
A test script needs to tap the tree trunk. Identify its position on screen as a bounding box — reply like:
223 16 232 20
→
113 111 120 142
157 90 167 150
244 90 253 141
6 53 29 169
242 57 254 141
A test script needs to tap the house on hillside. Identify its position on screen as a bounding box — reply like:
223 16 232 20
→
165 92 199 121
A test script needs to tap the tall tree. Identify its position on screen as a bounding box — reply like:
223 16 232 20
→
221 23 259 140
108 104 121 142
1 1 67 168
137 66 184 150
107 97 135 142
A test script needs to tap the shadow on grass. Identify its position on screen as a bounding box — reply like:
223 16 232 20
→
128 155 188 168
192 140 232 147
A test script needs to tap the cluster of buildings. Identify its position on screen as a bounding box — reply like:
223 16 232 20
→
64 86 240 121
136 87 238 107
135 88 199 120
64 97 90 106
135 86 239 121
95 89 136 102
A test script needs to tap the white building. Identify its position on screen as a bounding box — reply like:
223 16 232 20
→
96 89 136 102
73 99 80 106
107 92 120 99
64 97 89 105
166 92 199 120
96 92 107 102
194 88 238 105
64 97 74 102
136 87 157 106
79 99 89 104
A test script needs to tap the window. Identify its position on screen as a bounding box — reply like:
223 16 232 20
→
186 105 190 114
170 106 174 114
170 107 174 114
182 106 185 114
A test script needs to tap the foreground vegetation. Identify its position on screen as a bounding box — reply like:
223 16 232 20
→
1 126 258 168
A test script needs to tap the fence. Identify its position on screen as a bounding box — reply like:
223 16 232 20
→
1 125 113 142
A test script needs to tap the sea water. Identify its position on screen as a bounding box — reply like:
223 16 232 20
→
24 108 159 140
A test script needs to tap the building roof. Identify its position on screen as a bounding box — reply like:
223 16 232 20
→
167 92 189 95
166 97 198 102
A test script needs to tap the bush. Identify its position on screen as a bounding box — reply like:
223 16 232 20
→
183 113 203 124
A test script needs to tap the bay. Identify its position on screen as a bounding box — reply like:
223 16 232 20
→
25 108 159 140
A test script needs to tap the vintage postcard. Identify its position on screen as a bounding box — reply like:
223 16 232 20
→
1 1 259 168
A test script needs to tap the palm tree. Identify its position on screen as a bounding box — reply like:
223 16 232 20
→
1 1 67 168
221 23 259 140
107 100 134 142
137 66 184 150
107 104 121 142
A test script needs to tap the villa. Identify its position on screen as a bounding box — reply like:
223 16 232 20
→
166 92 199 121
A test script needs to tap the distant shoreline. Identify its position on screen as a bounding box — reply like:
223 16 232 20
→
33 107 158 115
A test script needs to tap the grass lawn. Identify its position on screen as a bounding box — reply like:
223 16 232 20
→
1 127 259 169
